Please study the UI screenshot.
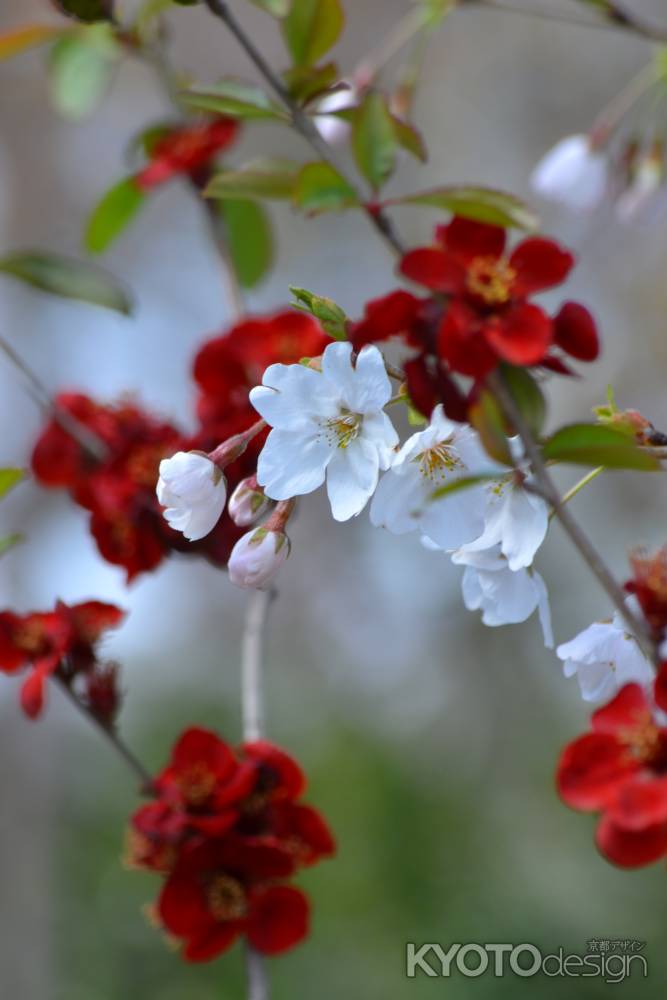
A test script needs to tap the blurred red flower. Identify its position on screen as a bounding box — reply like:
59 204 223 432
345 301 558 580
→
135 119 239 191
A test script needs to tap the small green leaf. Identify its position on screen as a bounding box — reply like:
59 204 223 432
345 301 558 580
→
469 391 513 465
284 62 340 105
52 0 114 21
0 24 65 62
48 24 119 120
0 469 24 499
392 186 539 230
542 424 660 470
247 0 290 15
501 366 546 437
391 116 427 163
85 178 147 254
283 0 344 67
219 200 273 288
293 162 358 214
180 80 289 120
431 472 500 501
204 159 299 201
0 251 132 314
0 534 24 558
289 286 347 339
352 92 398 192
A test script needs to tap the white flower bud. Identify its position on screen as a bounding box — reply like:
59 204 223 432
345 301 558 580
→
531 134 608 212
157 451 227 541
228 477 273 527
228 528 290 590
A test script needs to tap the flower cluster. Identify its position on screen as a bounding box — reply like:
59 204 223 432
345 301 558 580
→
135 118 240 192
0 599 124 719
128 728 335 961
350 217 599 420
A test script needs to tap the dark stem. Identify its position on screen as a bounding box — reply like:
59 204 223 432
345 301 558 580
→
488 371 658 663
56 676 154 792
202 0 406 257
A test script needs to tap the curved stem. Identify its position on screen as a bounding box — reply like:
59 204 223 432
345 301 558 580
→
202 0 406 257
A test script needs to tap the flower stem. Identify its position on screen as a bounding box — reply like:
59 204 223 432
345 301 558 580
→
550 465 605 519
488 371 657 662
56 676 154 792
201 0 406 257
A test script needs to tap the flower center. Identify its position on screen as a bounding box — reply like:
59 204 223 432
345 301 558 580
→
417 442 464 482
321 412 362 449
620 715 667 770
466 256 516 305
13 620 48 654
206 874 247 922
175 762 217 807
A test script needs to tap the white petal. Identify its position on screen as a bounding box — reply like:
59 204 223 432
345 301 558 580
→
326 437 379 521
370 466 427 533
360 410 399 469
250 363 337 430
531 134 608 211
349 345 393 412
533 570 553 648
257 428 331 500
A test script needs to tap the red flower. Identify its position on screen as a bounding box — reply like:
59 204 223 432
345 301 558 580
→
401 217 579 375
556 683 667 867
0 600 124 718
626 546 667 638
135 119 239 191
157 837 307 961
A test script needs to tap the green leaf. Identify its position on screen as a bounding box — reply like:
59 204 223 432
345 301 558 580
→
283 0 344 67
352 92 398 192
48 24 119 120
85 178 147 254
0 251 132 314
180 80 289 120
392 186 539 230
52 0 114 21
431 472 501 501
247 0 290 15
204 159 299 201
219 200 273 288
391 115 427 163
501 366 546 437
469 391 513 465
284 62 339 105
293 162 358 214
542 424 660 470
0 534 23 558
0 469 24 500
0 24 64 62
289 286 348 340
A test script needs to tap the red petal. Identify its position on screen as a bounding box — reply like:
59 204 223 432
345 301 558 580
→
554 302 599 361
539 353 578 376
243 740 306 801
482 303 552 366
20 662 56 719
171 727 236 780
350 290 421 349
158 871 211 937
591 683 651 735
607 776 667 830
269 802 337 865
68 601 125 644
556 732 638 811
509 238 574 297
246 885 310 955
655 663 667 713
595 813 667 868
183 924 240 962
437 300 498 378
0 613 29 672
400 248 466 293
436 216 506 263
219 835 296 880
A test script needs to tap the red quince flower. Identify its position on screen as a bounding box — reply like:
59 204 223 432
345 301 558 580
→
135 119 239 191
626 546 667 639
157 836 307 961
557 683 667 867
0 600 124 718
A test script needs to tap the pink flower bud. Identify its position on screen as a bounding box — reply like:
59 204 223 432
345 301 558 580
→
228 528 290 590
228 476 273 527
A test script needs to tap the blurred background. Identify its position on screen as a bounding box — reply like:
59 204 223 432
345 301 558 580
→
2 0 667 997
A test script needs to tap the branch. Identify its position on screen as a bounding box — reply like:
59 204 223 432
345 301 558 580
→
202 0 406 257
56 676 154 792
461 0 667 45
488 372 658 663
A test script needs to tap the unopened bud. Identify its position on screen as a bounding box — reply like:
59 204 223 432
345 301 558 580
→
85 662 121 725
228 476 273 527
157 451 227 541
228 527 290 590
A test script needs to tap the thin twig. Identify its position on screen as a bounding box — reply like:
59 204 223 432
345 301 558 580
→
488 372 658 662
202 0 406 257
56 676 154 791
461 0 667 44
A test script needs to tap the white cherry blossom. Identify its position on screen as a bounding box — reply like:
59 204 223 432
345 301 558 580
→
456 472 549 571
250 342 398 522
452 546 553 647
157 451 227 541
557 612 653 702
370 405 492 551
531 134 608 212
228 528 290 590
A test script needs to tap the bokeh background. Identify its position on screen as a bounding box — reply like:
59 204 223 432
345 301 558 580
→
2 1 667 997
